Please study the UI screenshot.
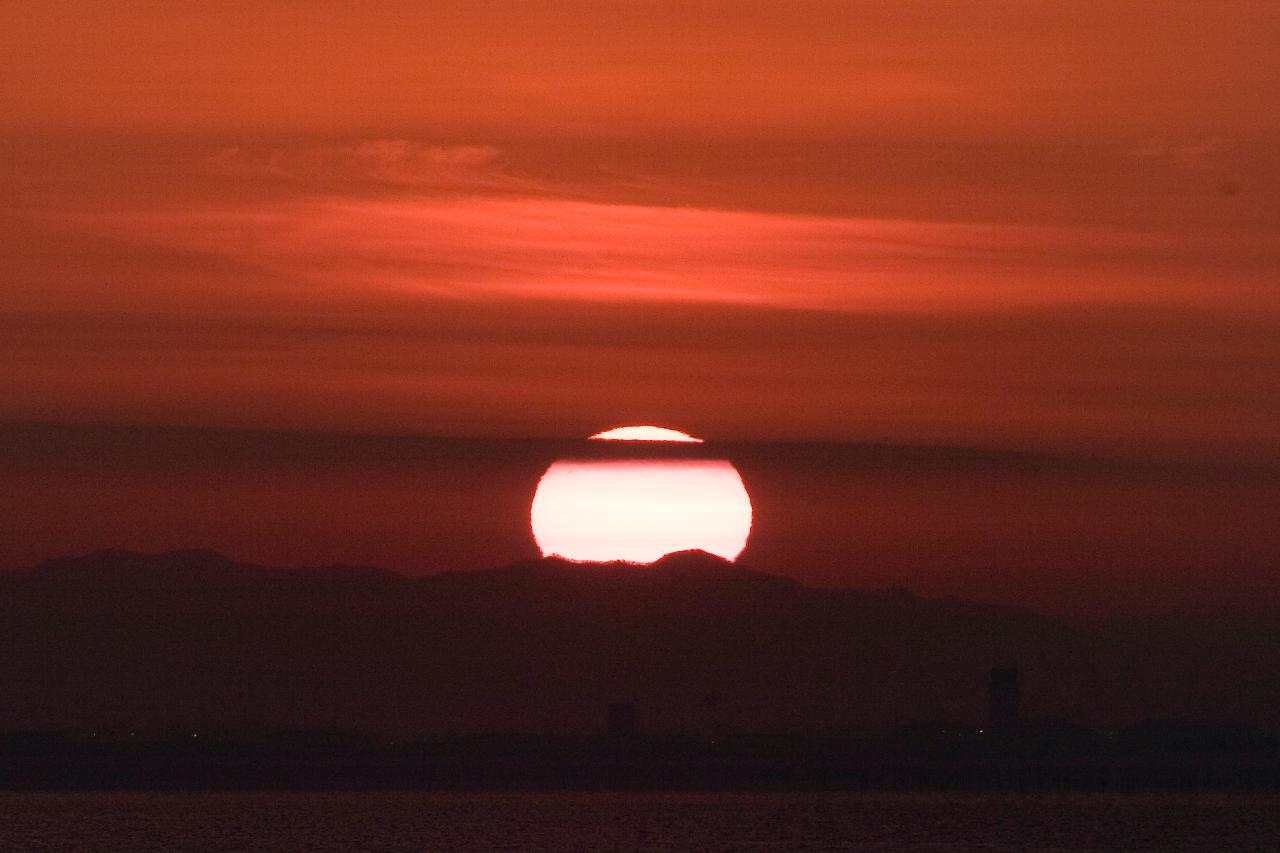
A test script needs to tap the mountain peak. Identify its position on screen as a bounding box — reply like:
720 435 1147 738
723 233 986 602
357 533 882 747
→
650 549 734 570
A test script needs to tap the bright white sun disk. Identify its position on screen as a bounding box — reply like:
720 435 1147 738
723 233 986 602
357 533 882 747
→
530 459 751 563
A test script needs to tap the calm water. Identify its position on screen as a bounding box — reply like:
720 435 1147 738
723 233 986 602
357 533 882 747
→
1 791 1277 852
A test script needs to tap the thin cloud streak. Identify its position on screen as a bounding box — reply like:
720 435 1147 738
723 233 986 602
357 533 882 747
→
200 141 545 193
69 194 1278 313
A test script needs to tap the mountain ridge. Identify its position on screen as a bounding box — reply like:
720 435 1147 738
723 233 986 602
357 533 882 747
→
12 547 1032 613
9 547 1054 629
1 548 1276 736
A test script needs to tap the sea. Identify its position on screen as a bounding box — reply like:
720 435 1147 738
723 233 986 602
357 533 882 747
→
1 791 1277 852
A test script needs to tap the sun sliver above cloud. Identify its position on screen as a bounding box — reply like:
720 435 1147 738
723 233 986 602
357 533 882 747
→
590 425 702 443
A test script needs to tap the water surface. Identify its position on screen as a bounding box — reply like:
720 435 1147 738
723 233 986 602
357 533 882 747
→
3 791 1277 852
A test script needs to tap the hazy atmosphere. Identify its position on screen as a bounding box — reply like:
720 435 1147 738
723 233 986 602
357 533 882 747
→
3 2 1279 611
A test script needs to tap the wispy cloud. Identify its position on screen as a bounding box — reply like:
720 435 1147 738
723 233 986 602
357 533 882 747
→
6 137 1276 459
201 140 541 192
75 192 1277 313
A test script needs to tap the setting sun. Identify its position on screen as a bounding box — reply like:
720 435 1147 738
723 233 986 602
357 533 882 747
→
530 426 751 563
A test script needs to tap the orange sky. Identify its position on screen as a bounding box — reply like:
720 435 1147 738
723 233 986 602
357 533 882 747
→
6 2 1279 141
1 1 1278 462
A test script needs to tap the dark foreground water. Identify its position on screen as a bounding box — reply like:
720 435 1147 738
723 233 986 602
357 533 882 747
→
2 791 1277 852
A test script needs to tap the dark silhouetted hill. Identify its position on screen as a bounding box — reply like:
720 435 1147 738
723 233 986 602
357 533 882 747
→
1 549 1277 736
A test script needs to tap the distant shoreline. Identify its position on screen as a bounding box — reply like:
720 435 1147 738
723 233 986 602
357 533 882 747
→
5 734 1279 792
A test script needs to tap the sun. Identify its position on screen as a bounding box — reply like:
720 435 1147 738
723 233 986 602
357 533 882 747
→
530 425 752 563
590 426 702 443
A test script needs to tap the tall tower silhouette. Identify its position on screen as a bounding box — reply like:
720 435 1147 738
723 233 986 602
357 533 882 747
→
988 668 1020 735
